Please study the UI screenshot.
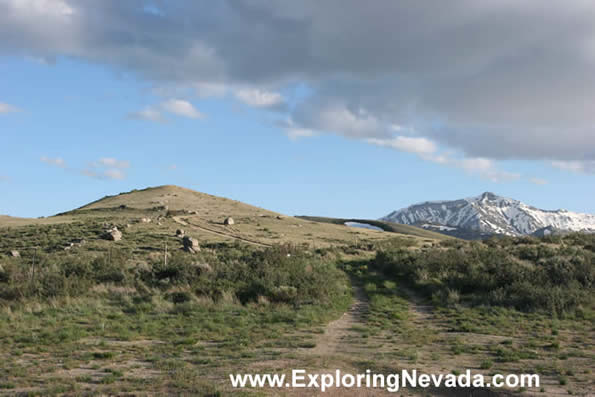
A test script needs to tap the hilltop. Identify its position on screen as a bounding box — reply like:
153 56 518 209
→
1 185 445 250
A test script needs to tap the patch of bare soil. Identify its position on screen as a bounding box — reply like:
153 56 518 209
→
305 285 369 358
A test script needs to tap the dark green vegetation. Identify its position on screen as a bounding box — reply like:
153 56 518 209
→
372 233 594 316
339 235 594 396
0 224 347 307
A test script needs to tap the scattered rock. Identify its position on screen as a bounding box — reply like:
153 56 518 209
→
63 238 86 251
223 217 235 226
175 229 185 237
182 236 200 253
104 227 122 241
9 250 20 258
189 210 198 215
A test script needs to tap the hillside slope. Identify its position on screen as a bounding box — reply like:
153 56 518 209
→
1 185 441 249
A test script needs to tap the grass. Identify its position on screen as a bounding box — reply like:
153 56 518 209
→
0 186 592 395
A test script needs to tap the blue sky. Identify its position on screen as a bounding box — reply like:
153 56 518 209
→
1 1 594 218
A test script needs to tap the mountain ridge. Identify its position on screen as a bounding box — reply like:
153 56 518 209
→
381 192 595 237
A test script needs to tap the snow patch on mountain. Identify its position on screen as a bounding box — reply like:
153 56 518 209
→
381 192 595 236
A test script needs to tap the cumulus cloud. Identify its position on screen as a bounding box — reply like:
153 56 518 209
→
3 1 595 173
234 88 285 109
129 100 204 122
84 157 129 180
0 102 20 114
128 107 164 123
551 160 595 174
161 99 204 119
456 158 520 183
7 0 74 17
367 137 437 156
40 154 130 180
94 157 129 169
40 156 66 168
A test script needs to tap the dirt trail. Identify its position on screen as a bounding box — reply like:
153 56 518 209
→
172 216 271 247
307 285 369 357
399 285 434 325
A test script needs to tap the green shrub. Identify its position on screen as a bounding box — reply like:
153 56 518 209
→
370 235 594 314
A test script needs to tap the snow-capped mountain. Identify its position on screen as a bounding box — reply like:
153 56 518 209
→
381 192 595 237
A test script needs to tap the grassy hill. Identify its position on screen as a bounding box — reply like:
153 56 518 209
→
1 185 442 251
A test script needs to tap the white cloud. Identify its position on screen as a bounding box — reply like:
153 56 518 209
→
7 0 74 17
40 156 66 168
103 169 125 180
367 136 437 156
83 157 130 180
128 107 164 123
234 88 285 109
161 99 204 119
304 104 382 138
457 158 520 182
551 160 595 174
0 102 20 114
96 157 129 169
5 1 595 172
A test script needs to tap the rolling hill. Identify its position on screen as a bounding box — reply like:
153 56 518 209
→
1 185 443 250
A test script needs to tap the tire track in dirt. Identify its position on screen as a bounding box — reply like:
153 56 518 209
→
172 216 271 247
306 285 369 357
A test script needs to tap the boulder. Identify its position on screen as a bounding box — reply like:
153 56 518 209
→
140 218 152 223
182 236 200 253
104 227 122 241
276 215 284 220
176 229 185 237
223 217 235 226
9 250 20 258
